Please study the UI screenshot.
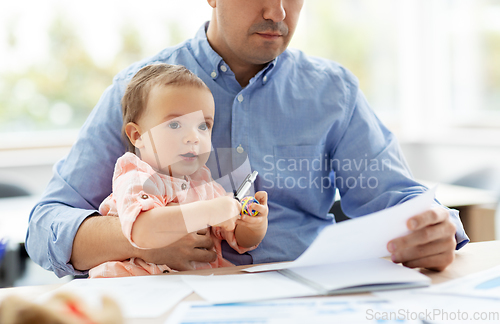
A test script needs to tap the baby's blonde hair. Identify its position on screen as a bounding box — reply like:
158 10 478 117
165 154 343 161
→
121 64 209 152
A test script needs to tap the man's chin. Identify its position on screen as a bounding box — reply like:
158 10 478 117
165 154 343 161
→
249 52 283 65
247 42 286 63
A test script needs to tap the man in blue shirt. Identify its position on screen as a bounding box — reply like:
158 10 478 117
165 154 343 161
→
26 0 467 278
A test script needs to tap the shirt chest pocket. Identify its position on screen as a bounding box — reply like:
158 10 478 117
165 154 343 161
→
261 144 332 215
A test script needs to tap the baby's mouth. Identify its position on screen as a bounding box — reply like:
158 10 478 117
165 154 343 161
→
180 152 198 161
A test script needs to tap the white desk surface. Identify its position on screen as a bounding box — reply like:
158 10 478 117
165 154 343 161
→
1 240 499 324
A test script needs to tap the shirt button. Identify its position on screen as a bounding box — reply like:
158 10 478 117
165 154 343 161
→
237 94 244 102
141 194 149 199
236 145 244 154
263 76 268 83
220 65 227 72
181 183 187 190
211 71 217 78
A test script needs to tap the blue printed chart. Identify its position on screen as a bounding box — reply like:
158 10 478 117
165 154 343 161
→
423 265 500 300
475 276 500 290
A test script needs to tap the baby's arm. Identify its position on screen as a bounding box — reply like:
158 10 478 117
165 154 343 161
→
111 155 241 250
234 191 269 248
132 196 241 249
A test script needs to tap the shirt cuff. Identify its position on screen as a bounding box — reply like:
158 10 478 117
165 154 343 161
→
47 209 97 277
448 208 470 250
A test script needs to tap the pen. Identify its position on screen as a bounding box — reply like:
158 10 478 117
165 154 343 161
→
235 171 258 201
0 238 7 266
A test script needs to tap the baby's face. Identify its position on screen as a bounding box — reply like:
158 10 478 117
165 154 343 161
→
136 85 215 178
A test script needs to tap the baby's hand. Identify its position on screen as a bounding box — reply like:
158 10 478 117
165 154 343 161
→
237 191 268 230
208 195 241 231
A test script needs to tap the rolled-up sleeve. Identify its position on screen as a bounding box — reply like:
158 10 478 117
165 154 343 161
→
448 208 469 249
26 76 128 277
29 201 95 277
110 154 168 248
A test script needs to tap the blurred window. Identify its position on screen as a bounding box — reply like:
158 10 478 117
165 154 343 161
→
0 0 211 148
292 0 500 140
1 0 499 149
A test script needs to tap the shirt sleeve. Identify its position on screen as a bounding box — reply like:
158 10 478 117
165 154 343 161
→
26 77 128 277
111 154 170 248
331 89 469 249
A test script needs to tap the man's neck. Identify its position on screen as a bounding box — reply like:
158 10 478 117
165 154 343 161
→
230 61 266 88
208 40 265 87
206 23 266 88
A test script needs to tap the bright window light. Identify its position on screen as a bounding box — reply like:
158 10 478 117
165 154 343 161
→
1 0 499 147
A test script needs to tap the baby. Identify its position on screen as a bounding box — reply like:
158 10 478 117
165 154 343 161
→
89 64 268 278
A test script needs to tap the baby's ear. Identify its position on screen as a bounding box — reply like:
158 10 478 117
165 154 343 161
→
125 122 144 149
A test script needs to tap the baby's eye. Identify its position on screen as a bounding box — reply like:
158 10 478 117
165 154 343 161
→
168 121 180 129
199 122 210 131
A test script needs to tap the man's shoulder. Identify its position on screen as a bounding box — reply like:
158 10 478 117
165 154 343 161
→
281 48 359 88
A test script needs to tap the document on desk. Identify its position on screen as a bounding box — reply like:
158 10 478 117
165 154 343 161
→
181 189 435 304
165 296 422 324
247 187 437 272
182 259 429 304
420 264 500 300
376 288 500 324
40 275 193 318
280 258 430 295
181 272 318 304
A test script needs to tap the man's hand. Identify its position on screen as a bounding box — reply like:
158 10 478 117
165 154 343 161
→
387 206 457 271
71 214 217 272
137 228 217 271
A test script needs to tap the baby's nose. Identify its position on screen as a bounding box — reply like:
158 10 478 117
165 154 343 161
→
183 129 200 144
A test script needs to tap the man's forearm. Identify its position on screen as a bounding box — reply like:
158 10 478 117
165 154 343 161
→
71 215 137 271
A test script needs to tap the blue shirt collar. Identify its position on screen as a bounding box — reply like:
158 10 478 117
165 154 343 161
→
192 22 278 86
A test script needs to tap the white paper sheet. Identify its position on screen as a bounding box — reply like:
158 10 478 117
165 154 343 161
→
246 187 436 272
165 296 422 324
419 264 500 300
180 272 317 304
39 275 193 318
376 287 500 324
285 258 430 293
